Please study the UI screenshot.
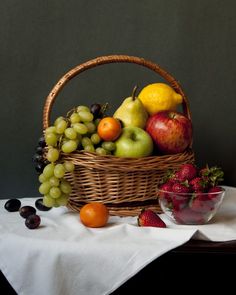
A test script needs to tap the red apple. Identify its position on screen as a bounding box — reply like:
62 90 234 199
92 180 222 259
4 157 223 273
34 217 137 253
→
145 111 192 154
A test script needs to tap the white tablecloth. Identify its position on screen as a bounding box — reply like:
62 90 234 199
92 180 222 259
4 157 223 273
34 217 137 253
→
0 186 236 295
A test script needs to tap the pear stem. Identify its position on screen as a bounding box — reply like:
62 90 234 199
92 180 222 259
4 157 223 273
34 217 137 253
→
132 85 138 101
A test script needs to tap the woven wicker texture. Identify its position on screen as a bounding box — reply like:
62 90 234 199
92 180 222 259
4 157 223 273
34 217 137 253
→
43 55 194 216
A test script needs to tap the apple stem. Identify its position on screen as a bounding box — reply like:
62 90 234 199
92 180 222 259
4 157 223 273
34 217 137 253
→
132 85 138 101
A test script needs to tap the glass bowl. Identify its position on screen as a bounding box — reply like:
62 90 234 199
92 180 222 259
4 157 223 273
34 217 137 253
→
157 187 225 225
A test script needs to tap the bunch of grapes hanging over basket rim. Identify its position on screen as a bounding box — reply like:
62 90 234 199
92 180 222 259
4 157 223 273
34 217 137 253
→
34 103 110 208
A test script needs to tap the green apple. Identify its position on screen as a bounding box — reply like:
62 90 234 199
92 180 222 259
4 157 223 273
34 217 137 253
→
114 126 154 158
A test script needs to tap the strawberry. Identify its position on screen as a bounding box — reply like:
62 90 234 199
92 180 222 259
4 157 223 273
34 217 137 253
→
138 209 166 228
159 181 174 202
172 194 190 211
173 207 205 225
189 177 207 192
175 163 197 182
190 193 215 213
159 181 173 192
171 183 191 210
172 183 191 194
207 186 223 203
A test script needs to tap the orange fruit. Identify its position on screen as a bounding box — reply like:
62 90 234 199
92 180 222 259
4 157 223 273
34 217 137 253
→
97 117 122 141
79 202 109 228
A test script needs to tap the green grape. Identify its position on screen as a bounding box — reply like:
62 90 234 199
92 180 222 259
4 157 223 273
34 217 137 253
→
55 194 68 206
78 111 94 122
81 137 92 148
49 187 62 199
54 164 65 178
77 105 90 113
45 126 57 134
61 140 78 153
56 119 68 134
47 148 60 162
45 133 58 146
60 180 72 194
39 173 48 183
84 144 95 153
64 128 77 140
39 181 51 195
95 147 107 155
63 161 75 172
73 123 88 135
101 141 116 152
90 133 101 145
43 163 55 178
85 122 96 134
43 195 55 207
49 176 60 187
54 116 64 126
70 112 81 124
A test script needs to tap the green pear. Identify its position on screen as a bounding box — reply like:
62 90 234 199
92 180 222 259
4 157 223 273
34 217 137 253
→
113 86 149 129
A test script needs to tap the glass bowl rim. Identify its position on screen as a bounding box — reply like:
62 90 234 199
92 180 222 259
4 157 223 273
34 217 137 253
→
157 187 225 196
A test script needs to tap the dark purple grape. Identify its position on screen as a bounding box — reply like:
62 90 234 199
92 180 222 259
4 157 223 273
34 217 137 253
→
32 154 44 163
19 206 36 219
90 103 102 119
35 146 44 155
4 199 21 212
35 162 46 174
38 136 46 148
35 198 51 211
25 214 41 229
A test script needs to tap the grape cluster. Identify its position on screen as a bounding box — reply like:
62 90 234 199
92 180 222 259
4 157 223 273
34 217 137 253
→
37 103 114 209
32 136 49 174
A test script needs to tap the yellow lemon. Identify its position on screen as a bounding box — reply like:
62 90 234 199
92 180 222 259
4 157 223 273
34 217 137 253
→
138 83 183 115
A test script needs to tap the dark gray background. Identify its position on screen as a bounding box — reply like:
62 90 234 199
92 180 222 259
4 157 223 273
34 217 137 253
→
0 0 235 199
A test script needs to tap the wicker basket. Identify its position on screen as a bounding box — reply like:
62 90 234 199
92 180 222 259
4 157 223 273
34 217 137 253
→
42 55 194 216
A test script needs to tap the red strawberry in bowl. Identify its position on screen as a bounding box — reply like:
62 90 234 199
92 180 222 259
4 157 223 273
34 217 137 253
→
175 163 197 182
138 209 166 228
173 207 206 225
190 193 215 213
189 177 207 192
207 186 224 203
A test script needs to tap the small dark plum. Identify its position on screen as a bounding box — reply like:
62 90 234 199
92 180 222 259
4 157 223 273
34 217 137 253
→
19 206 36 219
25 214 41 229
35 198 51 211
4 199 21 212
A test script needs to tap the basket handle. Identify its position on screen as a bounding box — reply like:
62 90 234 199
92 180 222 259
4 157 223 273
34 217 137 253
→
43 55 191 129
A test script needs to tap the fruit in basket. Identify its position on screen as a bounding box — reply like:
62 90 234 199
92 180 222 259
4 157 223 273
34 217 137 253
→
113 86 148 128
80 202 109 228
114 126 153 158
158 164 225 224
146 110 192 154
90 102 109 119
138 83 183 115
97 117 122 141
138 209 166 227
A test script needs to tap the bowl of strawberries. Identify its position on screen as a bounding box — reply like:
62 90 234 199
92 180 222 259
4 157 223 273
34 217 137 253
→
157 164 225 225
